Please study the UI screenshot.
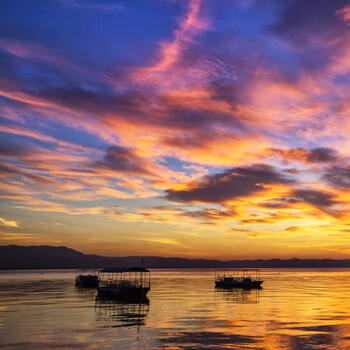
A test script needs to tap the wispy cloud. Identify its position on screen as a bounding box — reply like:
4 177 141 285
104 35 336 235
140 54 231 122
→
57 0 124 12
132 0 209 82
0 217 18 227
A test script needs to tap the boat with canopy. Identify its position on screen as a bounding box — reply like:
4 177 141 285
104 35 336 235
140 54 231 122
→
97 267 151 299
215 269 263 289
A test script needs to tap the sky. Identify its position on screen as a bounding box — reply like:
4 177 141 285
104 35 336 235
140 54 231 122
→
2 0 350 259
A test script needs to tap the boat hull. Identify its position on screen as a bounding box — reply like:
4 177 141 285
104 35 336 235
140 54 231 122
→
75 275 98 288
97 286 150 300
215 280 263 289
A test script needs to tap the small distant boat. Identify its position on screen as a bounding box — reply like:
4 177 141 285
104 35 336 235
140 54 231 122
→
75 271 98 288
97 267 150 299
215 269 263 289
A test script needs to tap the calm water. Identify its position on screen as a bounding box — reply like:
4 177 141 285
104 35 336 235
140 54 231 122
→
1 269 350 349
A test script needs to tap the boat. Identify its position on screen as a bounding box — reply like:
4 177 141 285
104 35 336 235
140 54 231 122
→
75 271 99 288
215 269 263 289
97 267 150 299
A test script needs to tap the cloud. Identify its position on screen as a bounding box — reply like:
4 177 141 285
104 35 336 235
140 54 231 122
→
272 0 349 45
57 0 124 12
292 189 341 214
324 165 350 188
0 140 33 158
0 121 90 152
0 139 157 203
132 205 237 226
178 207 236 224
0 217 18 227
238 211 293 225
92 146 155 177
0 37 66 65
336 5 350 25
166 164 292 203
132 0 209 82
266 147 339 164
258 200 292 209
285 226 298 232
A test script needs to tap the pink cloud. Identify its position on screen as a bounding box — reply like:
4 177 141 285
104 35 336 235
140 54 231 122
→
131 0 210 86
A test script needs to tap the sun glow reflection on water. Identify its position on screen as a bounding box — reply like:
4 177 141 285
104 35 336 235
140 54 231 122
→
1 269 350 349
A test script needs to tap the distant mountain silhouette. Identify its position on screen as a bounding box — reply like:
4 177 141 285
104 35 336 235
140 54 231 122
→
1 245 350 269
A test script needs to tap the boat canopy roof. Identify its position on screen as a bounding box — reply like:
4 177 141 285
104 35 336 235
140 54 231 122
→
99 267 150 273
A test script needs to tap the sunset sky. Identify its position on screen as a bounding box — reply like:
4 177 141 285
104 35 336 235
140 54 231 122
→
2 0 350 259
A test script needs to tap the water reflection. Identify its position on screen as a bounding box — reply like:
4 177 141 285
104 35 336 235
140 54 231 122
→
0 279 71 306
2 269 350 349
74 286 97 301
289 332 336 350
94 296 149 328
285 324 339 350
214 287 261 304
160 331 259 349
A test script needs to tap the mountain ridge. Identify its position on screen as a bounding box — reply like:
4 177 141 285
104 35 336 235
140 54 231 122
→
1 245 350 269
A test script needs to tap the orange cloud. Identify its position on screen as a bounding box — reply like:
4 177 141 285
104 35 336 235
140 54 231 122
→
132 0 209 82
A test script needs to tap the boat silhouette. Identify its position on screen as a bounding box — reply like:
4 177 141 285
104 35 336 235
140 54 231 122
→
215 269 263 289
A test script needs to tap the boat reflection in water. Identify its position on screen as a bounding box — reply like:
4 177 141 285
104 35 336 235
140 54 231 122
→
74 284 97 301
215 287 261 304
95 296 150 328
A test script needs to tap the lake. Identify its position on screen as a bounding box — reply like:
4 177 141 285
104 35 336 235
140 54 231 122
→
1 268 350 349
